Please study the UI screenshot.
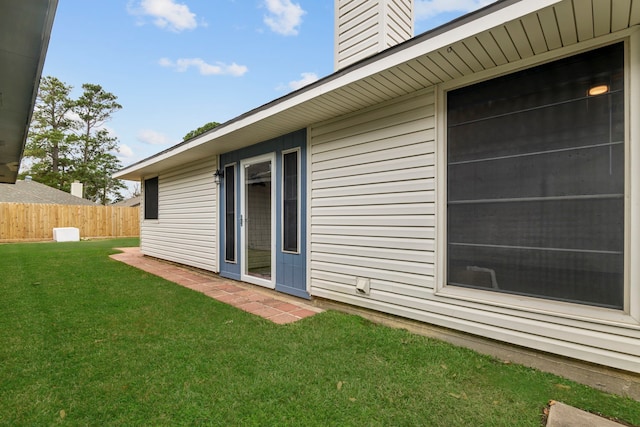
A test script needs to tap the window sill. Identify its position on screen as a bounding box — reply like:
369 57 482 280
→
435 284 640 328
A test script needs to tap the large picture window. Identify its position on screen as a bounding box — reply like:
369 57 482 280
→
144 177 158 220
446 43 625 309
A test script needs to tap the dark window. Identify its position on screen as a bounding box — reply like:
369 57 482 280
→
144 177 158 220
283 150 299 253
446 43 625 309
224 164 236 262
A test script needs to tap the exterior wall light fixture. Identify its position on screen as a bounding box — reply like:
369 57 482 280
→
214 169 224 185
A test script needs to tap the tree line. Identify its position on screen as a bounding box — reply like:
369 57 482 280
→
22 76 125 205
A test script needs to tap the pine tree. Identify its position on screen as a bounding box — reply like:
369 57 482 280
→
22 78 127 204
23 76 76 191
72 84 125 204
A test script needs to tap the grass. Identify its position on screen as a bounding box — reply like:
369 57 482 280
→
1 238 638 426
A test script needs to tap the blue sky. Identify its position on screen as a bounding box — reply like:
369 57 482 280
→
42 0 493 185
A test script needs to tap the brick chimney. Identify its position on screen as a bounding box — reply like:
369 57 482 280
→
335 0 414 71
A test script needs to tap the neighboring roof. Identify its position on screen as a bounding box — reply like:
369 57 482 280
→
0 180 97 206
0 0 58 184
112 196 141 207
115 0 639 181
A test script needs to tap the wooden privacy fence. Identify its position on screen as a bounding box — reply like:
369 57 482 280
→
0 203 140 242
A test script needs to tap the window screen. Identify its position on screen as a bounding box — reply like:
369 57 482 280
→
144 177 158 220
283 150 299 253
224 164 236 263
446 43 625 309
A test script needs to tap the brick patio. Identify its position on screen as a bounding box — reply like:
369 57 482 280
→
110 247 323 324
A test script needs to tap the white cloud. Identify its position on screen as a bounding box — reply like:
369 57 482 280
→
117 144 135 158
159 57 248 77
415 0 495 21
263 0 305 36
136 129 171 145
286 72 318 90
128 0 198 32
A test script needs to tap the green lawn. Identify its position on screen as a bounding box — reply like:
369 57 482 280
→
1 238 638 426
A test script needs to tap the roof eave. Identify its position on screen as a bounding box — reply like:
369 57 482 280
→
114 0 565 181
0 0 59 184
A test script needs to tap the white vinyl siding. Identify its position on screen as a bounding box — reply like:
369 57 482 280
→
383 0 413 48
309 55 640 372
335 0 413 70
141 157 217 272
310 88 436 302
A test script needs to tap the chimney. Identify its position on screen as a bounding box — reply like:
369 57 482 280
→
71 181 84 198
335 0 414 71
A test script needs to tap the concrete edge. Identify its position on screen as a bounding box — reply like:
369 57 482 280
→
546 401 629 427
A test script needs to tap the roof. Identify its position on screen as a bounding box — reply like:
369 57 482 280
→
115 0 640 181
0 0 58 184
0 180 98 206
112 196 141 207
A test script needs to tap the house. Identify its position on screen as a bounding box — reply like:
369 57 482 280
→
0 178 97 206
115 0 640 375
0 0 58 184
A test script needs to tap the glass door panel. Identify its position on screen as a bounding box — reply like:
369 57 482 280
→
241 155 275 287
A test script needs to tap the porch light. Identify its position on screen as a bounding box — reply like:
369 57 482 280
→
214 169 224 185
588 84 609 96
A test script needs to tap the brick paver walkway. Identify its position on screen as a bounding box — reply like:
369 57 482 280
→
110 247 323 324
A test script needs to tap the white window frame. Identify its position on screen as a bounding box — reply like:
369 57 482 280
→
281 147 301 254
435 30 640 326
